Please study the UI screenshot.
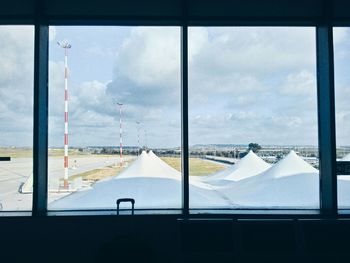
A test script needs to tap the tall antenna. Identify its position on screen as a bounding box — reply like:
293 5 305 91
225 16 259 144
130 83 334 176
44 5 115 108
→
144 128 147 149
116 102 123 167
57 40 71 189
136 121 140 155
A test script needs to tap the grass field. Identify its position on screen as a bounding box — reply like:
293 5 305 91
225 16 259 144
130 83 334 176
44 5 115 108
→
48 148 90 157
69 157 225 182
0 148 33 158
0 147 225 181
0 147 117 158
69 165 123 182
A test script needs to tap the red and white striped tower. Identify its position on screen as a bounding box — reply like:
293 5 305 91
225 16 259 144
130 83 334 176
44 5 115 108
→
58 40 71 189
116 102 123 167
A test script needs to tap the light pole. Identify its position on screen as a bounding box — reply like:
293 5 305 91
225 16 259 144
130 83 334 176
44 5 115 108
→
144 128 147 149
136 121 140 155
57 40 71 189
116 102 123 167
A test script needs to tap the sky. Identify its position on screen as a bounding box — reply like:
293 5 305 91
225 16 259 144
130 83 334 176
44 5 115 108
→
0 26 349 148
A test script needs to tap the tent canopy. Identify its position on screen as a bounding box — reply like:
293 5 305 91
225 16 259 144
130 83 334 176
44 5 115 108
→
205 150 271 182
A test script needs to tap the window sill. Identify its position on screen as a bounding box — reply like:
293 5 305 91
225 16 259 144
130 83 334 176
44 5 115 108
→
2 209 350 219
0 211 32 217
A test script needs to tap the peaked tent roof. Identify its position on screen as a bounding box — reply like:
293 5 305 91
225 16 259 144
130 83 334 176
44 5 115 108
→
260 150 318 179
147 150 181 178
50 150 231 209
205 150 271 182
147 150 214 189
214 150 320 207
116 150 180 180
50 150 234 209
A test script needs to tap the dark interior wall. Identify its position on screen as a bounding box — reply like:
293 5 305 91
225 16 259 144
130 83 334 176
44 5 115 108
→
1 1 350 262
1 0 350 24
0 216 179 263
1 216 350 263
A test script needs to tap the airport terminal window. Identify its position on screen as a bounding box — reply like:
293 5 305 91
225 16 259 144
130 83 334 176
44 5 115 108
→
0 26 34 211
0 2 348 217
333 27 350 209
188 27 320 210
0 24 343 215
47 26 182 211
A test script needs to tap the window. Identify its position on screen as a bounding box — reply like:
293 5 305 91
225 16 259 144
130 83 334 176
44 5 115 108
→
0 7 346 216
47 26 182 210
0 26 34 211
333 27 350 209
188 27 319 209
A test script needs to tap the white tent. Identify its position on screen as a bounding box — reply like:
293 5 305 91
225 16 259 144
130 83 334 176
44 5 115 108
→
50 150 230 209
204 150 271 182
220 173 320 208
259 150 318 179
147 150 181 179
331 152 350 207
116 150 180 180
50 150 333 209
49 176 231 209
337 178 350 208
217 150 320 208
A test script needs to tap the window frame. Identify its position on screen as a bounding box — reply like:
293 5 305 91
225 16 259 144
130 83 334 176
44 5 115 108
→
0 0 348 218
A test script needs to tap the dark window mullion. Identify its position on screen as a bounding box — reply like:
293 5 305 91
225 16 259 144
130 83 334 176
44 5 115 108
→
316 25 337 215
32 24 49 216
181 24 189 216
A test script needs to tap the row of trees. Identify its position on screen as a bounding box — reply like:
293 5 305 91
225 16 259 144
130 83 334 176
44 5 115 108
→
85 142 263 158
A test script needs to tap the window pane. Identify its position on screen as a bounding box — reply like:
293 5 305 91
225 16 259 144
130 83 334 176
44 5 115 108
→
0 26 34 211
188 27 319 210
334 27 350 209
48 26 181 210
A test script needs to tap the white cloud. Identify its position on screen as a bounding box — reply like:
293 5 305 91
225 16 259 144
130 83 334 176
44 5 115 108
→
334 27 349 44
336 110 350 123
280 70 316 95
115 27 181 89
49 26 57 42
187 27 319 146
334 28 350 146
48 73 120 146
188 27 317 110
75 80 112 110
0 25 323 147
49 61 65 115
0 26 34 146
30 26 329 147
188 27 208 61
271 115 302 128
334 28 350 60
190 27 316 77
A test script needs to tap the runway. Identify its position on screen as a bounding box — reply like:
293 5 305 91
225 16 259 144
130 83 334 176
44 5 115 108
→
0 155 134 211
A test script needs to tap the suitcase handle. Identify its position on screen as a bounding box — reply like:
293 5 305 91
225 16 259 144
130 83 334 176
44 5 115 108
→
116 198 135 215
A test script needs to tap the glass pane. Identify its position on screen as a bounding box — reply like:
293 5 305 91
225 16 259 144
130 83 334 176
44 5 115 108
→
188 27 319 210
0 26 34 211
334 27 350 209
48 26 181 210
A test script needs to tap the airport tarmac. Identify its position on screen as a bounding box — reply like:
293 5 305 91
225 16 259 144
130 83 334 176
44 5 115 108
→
0 155 134 211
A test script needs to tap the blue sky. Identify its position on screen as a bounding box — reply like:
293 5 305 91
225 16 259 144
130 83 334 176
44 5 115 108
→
0 26 350 149
49 26 181 148
50 26 131 84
